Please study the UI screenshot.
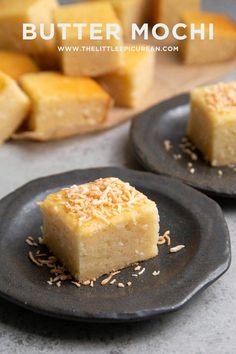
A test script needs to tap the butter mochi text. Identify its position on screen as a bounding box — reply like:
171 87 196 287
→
23 22 214 41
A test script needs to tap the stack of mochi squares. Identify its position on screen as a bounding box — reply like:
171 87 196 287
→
151 0 236 64
0 0 236 145
0 0 155 144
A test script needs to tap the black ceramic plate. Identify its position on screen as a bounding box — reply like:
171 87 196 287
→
0 167 231 322
131 94 236 198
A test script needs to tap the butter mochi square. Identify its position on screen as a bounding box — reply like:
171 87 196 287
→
181 12 236 64
40 177 159 282
188 82 236 166
18 72 113 140
98 48 155 108
54 2 124 77
152 0 200 27
0 51 39 81
0 0 58 69
0 71 30 144
90 0 147 37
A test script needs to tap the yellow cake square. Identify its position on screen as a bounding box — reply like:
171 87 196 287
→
0 71 30 144
90 0 147 37
188 82 236 166
0 51 39 81
54 2 124 77
152 0 201 28
181 12 236 64
18 72 113 140
98 48 155 108
40 177 159 282
0 0 58 69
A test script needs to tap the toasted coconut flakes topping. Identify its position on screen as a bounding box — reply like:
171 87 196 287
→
127 281 132 286
157 236 166 245
38 237 44 244
158 230 171 246
71 281 81 287
204 82 236 112
40 259 56 266
101 274 113 286
163 140 172 152
26 237 38 247
138 268 145 275
49 178 149 225
117 283 125 288
83 280 91 286
178 138 198 162
28 251 43 267
173 154 182 161
170 245 185 253
101 271 120 285
165 235 171 246
163 230 171 246
50 268 64 275
134 265 141 271
152 270 160 276
57 274 72 281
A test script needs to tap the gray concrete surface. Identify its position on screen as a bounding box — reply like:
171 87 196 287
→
0 1 236 353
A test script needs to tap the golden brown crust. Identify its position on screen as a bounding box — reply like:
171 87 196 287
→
42 177 153 226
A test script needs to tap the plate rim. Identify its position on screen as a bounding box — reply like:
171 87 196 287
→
0 167 231 322
130 93 236 198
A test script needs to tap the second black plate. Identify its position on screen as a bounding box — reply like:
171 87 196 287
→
131 94 236 198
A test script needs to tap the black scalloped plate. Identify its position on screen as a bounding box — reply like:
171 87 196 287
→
0 167 231 322
131 94 236 198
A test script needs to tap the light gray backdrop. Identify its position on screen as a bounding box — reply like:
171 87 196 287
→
0 1 235 354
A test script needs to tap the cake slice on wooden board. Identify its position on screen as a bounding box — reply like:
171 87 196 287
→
0 0 58 69
152 0 201 28
15 72 113 141
40 177 159 282
0 71 30 145
98 48 155 108
188 81 236 166
0 51 39 81
54 1 124 77
181 12 236 64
